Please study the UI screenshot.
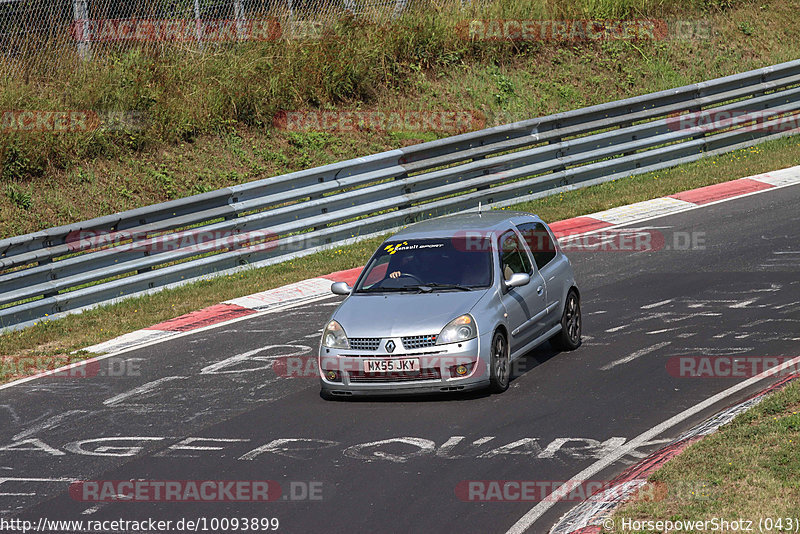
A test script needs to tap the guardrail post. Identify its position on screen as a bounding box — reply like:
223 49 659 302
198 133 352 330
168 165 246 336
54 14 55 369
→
311 177 328 234
548 131 568 174
36 273 56 301
473 154 488 191
687 96 706 145
137 249 152 274
476 165 493 191
754 72 768 98
617 118 637 157
393 171 416 208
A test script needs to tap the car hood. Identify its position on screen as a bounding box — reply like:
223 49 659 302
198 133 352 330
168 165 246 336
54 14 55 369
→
332 290 487 338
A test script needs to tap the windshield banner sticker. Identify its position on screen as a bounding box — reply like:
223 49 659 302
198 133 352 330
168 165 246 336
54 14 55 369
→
384 241 444 254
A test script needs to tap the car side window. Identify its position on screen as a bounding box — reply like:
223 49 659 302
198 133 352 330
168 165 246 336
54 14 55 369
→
499 231 532 281
362 256 390 287
517 222 557 270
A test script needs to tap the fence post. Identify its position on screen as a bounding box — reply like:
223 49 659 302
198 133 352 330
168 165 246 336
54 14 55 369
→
393 0 408 18
287 0 294 37
72 0 91 61
194 0 204 49
233 0 245 40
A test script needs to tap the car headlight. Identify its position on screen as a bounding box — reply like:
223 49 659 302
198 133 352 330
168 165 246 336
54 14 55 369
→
322 320 349 349
436 314 477 345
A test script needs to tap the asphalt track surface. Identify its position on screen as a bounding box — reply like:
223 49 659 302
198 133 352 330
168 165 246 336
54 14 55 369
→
1 183 799 534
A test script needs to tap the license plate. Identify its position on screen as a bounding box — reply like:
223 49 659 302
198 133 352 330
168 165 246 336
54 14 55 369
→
363 358 420 373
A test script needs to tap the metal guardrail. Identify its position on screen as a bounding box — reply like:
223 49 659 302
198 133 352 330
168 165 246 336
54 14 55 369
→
2 59 800 331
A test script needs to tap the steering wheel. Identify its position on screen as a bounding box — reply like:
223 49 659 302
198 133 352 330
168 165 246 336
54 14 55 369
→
397 272 425 284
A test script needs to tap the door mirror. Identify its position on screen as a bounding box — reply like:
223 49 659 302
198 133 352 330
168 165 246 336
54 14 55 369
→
505 273 530 289
331 282 352 295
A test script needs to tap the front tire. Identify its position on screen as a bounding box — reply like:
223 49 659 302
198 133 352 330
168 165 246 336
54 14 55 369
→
551 289 581 351
489 330 510 393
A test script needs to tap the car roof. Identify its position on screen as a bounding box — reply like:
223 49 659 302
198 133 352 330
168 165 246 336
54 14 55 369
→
389 210 541 241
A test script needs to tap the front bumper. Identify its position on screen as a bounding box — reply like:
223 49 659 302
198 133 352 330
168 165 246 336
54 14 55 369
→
319 335 491 396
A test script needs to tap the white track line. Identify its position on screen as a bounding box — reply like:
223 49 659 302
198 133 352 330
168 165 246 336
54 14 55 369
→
505 355 800 534
103 376 188 406
600 342 671 371
641 299 673 309
12 410 89 441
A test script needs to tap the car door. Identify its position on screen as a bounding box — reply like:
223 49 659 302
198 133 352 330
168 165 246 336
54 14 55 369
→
498 229 547 354
517 221 568 329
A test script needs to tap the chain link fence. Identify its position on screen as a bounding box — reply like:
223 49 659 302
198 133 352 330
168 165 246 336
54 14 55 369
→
0 0 412 78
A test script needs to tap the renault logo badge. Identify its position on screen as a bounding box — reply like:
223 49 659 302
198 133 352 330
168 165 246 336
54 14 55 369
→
385 340 396 353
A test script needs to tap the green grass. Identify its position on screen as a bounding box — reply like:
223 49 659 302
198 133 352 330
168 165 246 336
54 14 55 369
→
2 0 800 236
611 379 800 529
2 133 799 381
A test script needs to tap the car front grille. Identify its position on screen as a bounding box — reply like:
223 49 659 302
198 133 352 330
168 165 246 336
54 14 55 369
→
348 368 442 383
401 334 438 350
348 337 381 351
338 350 444 358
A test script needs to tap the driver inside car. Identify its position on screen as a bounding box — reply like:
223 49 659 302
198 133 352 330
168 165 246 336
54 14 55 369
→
388 253 420 279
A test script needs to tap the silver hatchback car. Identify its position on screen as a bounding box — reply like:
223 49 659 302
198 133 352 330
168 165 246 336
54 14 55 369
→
319 211 581 398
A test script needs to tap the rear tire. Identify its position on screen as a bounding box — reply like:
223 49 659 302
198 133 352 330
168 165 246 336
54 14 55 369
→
489 330 510 393
551 290 582 351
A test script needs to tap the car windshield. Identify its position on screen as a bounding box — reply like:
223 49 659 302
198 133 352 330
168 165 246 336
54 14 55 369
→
354 237 493 293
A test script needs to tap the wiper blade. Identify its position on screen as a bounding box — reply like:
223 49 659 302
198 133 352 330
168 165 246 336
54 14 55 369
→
358 286 425 293
419 283 472 291
359 284 472 293
395 285 430 293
